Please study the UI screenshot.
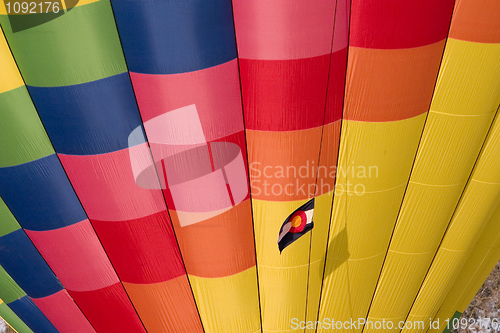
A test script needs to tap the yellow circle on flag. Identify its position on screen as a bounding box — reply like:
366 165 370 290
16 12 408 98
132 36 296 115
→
291 215 302 228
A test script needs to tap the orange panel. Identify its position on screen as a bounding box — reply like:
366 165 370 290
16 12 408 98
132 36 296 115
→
247 122 339 201
318 120 341 191
170 199 256 278
123 277 203 333
449 0 500 43
344 41 446 122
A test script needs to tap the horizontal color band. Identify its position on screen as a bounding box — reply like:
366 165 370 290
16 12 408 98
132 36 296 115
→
0 154 87 231
131 59 244 140
123 277 203 333
0 0 126 86
0 230 63 298
28 73 144 155
349 0 454 49
32 290 95 333
91 210 185 284
112 0 236 74
8 296 58 333
69 283 147 333
25 220 119 292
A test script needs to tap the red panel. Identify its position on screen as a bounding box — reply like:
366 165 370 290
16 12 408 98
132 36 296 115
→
25 220 119 292
240 54 331 131
325 47 348 124
350 0 454 49
91 210 186 284
69 283 147 333
58 144 166 222
130 59 244 140
32 290 96 333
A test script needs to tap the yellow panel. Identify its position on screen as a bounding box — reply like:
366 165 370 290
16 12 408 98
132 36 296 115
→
189 267 261 333
389 182 465 253
305 260 325 333
334 117 426 192
430 246 500 333
0 28 23 93
317 116 427 332
366 112 496 328
366 36 500 331
428 244 495 333
456 247 500 312
317 260 353 333
365 250 433 332
430 39 500 116
259 264 308 332
428 201 500 333
407 113 500 325
305 190 334 327
253 190 334 332
411 111 495 185
253 198 312 268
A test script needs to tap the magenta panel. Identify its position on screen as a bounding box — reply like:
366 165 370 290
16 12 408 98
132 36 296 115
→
32 290 96 333
58 144 166 222
25 220 119 292
130 59 244 140
233 0 336 60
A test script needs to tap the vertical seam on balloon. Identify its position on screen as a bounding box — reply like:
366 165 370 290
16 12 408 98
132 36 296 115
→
303 0 340 331
0 26 100 333
402 103 500 328
314 0 353 331
230 1 265 331
360 2 457 332
106 1 206 331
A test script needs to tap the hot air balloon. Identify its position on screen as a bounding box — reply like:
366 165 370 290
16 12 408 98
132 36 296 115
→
0 0 499 333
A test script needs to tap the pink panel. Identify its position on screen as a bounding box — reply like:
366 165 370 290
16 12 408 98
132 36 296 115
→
58 143 166 221
32 290 96 333
144 104 206 145
130 59 244 140
170 169 232 213
233 0 336 60
25 220 119 292
332 0 349 53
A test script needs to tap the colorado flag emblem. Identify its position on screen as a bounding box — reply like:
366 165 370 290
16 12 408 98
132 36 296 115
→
277 198 315 252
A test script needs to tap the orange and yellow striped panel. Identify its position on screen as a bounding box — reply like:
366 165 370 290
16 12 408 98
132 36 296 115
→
318 2 454 332
365 0 500 331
